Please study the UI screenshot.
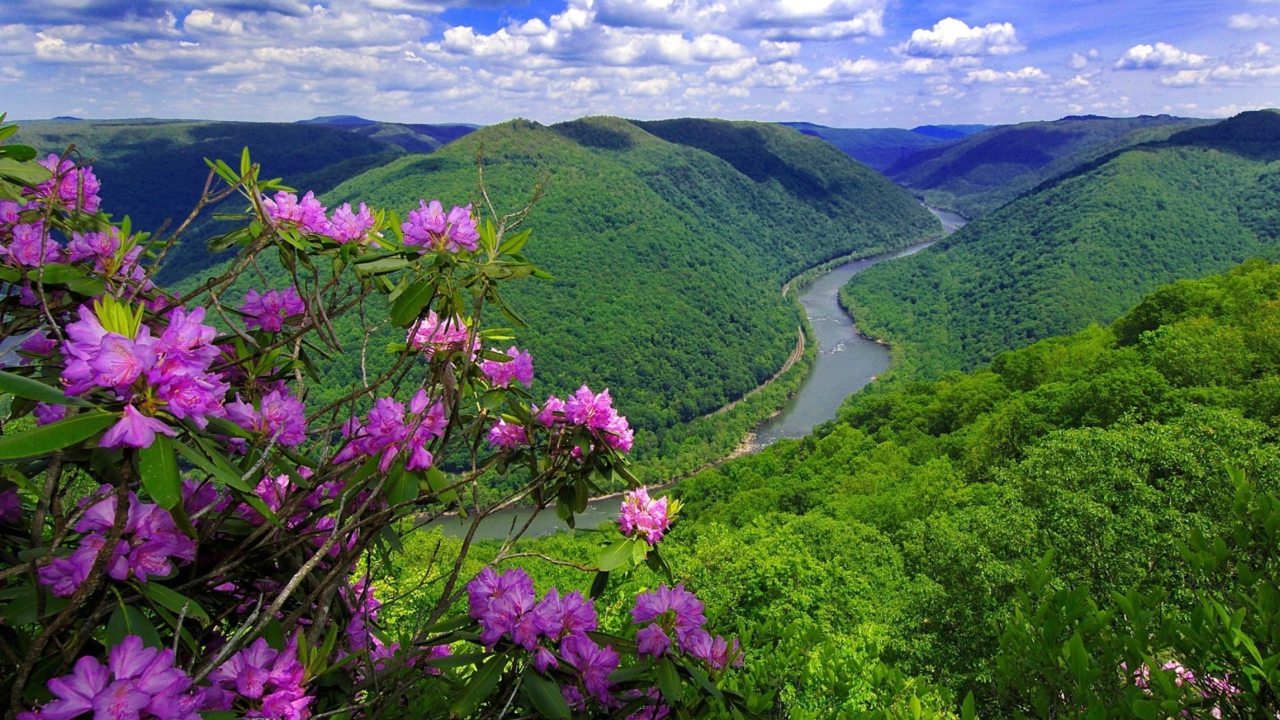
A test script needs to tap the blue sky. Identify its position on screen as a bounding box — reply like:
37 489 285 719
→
0 0 1277 126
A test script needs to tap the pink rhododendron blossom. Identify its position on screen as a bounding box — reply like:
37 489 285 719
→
481 346 534 388
328 202 374 244
565 385 634 453
100 405 179 450
33 154 101 213
619 487 671 545
334 392 446 473
33 402 67 426
560 633 619 704
225 390 307 447
262 191 332 236
488 419 527 450
402 200 479 253
406 311 476 358
206 636 312 720
240 287 305 333
532 396 566 427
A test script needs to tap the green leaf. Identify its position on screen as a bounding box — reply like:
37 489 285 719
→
450 652 507 718
26 264 85 285
138 583 211 626
598 539 634 572
390 280 436 328
498 229 532 256
175 440 252 492
353 257 413 275
590 571 610 600
419 615 475 636
522 667 572 719
657 657 682 705
0 157 51 186
107 604 163 648
0 371 94 407
961 692 976 720
139 435 182 510
0 411 117 459
0 145 37 163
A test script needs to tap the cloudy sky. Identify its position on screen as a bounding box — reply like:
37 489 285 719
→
1 0 1277 126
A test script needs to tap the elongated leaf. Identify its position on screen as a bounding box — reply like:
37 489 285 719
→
449 653 507 718
590 571 610 600
139 435 181 509
419 615 475 636
0 157 51 185
0 411 116 459
0 371 93 407
597 539 634 572
107 604 163 648
175 440 252 492
656 657 681 705
390 280 435 328
522 667 572 719
139 582 211 625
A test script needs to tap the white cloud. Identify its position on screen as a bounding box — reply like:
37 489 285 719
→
1228 13 1280 30
1068 52 1088 69
756 39 799 61
591 0 886 39
815 56 894 82
900 18 1023 58
963 65 1049 84
1114 42 1208 70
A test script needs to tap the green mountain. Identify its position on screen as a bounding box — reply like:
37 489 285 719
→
299 116 479 153
842 110 1280 379
779 122 953 172
13 119 407 282
186 116 938 448
887 114 1209 218
421 258 1280 714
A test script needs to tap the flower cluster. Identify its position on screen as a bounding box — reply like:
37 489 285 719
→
480 346 533 388
61 299 228 446
205 636 313 720
533 385 635 454
38 489 196 596
18 636 204 720
619 487 673 545
406 311 478 358
467 568 619 707
328 202 375 244
240 287 305 333
35 154 102 213
262 191 378 245
402 200 479 253
225 388 308 448
334 389 446 473
632 585 742 672
1132 660 1240 719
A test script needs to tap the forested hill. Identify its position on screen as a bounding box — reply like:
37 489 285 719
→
777 122 988 172
13 119 408 281
842 110 1280 378
194 116 939 438
887 114 1208 218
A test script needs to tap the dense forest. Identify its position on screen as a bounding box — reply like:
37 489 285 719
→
843 110 1280 378
887 114 1208 218
172 116 938 466
388 258 1280 716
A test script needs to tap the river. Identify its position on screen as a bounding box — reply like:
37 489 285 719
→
425 205 966 540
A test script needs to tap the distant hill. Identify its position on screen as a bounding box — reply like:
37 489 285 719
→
181 116 939 444
13 119 407 281
779 122 984 172
299 116 479 153
842 110 1280 378
887 114 1210 218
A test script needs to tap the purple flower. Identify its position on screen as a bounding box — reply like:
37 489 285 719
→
18 655 107 720
38 533 130 596
481 346 534 388
631 585 707 648
328 202 374 244
705 636 743 671
207 636 311 720
560 633 619 704
66 229 120 264
0 199 21 227
466 568 541 648
240 287 305 333
100 406 179 450
19 331 57 363
0 487 21 524
561 685 586 711
7 222 62 267
565 385 634 453
532 396 566 427
157 375 228 429
534 589 598 641
263 191 332 236
90 333 157 388
488 420 527 451
636 624 671 659
619 488 671 545
226 390 307 447
34 154 101 213
407 311 476 358
445 204 480 252
127 505 196 582
401 200 479 253
33 403 67 426
625 688 670 720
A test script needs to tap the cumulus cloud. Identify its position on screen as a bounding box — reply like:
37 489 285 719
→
1114 42 1208 70
590 0 886 39
962 66 1049 84
1228 13 1280 30
899 18 1023 58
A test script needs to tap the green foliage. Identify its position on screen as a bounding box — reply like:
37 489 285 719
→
888 114 1209 219
844 111 1280 379
777 123 952 173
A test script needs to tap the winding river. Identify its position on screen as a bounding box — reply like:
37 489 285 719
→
425 205 966 540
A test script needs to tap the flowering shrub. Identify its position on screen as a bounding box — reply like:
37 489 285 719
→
0 115 746 719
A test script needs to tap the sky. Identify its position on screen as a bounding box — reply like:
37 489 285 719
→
0 0 1278 127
